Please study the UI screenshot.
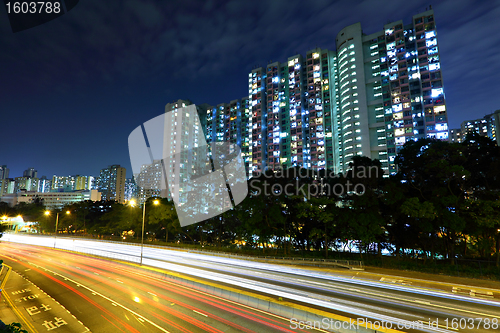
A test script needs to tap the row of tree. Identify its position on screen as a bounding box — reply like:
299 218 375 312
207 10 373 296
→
2 134 500 264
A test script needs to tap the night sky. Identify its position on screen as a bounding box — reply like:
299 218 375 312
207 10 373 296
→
1 0 499 179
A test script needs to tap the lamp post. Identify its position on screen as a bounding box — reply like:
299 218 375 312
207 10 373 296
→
1 215 7 232
45 210 70 248
130 199 159 265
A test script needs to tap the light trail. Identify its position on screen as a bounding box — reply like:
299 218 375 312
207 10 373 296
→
3 234 500 333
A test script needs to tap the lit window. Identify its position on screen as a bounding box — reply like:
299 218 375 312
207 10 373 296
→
433 105 446 113
392 104 403 112
429 63 440 71
435 123 448 131
426 39 437 47
425 31 436 39
431 88 443 97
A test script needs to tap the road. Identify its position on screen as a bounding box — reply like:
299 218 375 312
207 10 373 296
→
0 241 319 333
2 234 500 333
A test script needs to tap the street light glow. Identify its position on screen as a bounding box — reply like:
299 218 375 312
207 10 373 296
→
44 211 50 216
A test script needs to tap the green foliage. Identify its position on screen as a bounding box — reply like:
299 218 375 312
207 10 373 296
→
0 322 28 333
148 199 180 242
10 135 499 269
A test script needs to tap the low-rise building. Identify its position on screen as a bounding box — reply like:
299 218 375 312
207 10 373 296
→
0 190 101 209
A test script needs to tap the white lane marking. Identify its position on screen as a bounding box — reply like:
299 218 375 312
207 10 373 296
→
28 262 171 333
193 310 208 317
147 292 157 296
414 300 431 305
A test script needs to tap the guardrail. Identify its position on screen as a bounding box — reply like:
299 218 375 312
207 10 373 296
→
183 250 365 270
2 233 364 270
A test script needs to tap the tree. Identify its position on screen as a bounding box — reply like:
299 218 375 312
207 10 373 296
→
148 200 180 243
396 139 468 262
0 322 28 333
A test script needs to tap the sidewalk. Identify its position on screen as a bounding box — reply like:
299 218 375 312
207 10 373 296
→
0 265 33 333
0 268 90 333
0 295 23 330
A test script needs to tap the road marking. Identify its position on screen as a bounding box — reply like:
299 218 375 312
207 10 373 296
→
452 286 494 299
28 262 171 333
414 300 431 305
380 277 412 285
147 292 157 296
193 310 208 317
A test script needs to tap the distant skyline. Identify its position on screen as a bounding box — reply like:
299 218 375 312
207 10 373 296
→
1 0 499 178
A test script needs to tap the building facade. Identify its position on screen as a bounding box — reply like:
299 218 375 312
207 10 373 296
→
96 165 126 203
132 9 450 188
336 10 448 174
460 110 500 145
0 165 9 180
243 9 448 175
0 190 101 209
23 167 38 178
449 128 463 143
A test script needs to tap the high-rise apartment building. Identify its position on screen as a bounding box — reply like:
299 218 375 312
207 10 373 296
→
132 100 216 203
23 167 38 178
0 165 9 179
204 98 252 173
38 176 52 193
51 175 94 192
14 177 39 192
97 165 126 203
75 175 94 190
342 9 448 174
449 128 463 143
144 9 447 180
0 179 14 197
244 9 448 175
134 160 163 203
124 177 138 203
446 111 500 145
249 49 340 173
52 175 76 191
460 110 500 145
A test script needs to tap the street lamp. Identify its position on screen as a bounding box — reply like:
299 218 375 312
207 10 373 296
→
45 210 70 248
1 215 7 231
130 199 159 265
